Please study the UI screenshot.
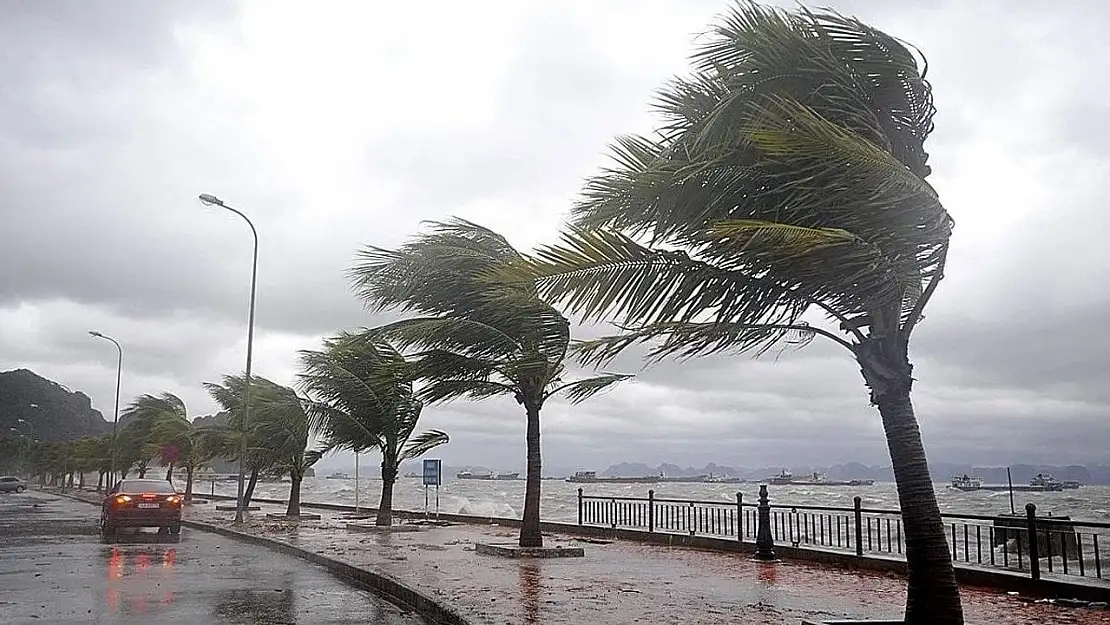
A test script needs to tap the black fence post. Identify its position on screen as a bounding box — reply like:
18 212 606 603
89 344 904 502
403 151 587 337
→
648 489 655 533
1026 503 1041 581
854 496 864 557
736 492 743 542
755 484 776 560
577 488 583 526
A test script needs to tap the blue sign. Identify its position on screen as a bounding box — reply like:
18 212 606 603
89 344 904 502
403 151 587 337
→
422 459 442 486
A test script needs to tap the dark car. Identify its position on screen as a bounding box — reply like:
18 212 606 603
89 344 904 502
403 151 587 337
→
0 476 27 493
100 479 183 536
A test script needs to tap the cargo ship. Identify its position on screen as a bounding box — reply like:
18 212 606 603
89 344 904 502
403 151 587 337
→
456 470 521 481
949 475 1062 492
565 471 661 484
766 470 874 486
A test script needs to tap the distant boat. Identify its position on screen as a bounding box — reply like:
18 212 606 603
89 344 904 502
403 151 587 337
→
705 475 747 484
403 471 420 478
325 472 350 480
950 474 1062 492
1030 473 1081 489
566 471 660 484
659 474 710 483
768 470 794 485
456 471 522 481
766 470 874 487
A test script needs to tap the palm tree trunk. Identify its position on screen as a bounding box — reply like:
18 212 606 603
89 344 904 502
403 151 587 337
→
78 472 85 490
184 466 195 501
97 471 104 493
519 400 543 548
243 467 260 506
859 339 963 625
877 390 963 624
286 471 303 517
376 463 397 526
165 463 174 482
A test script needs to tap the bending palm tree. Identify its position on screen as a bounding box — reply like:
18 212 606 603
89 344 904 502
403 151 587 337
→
350 220 631 547
148 412 220 500
120 393 190 481
509 4 958 622
204 375 281 507
300 331 448 526
250 382 327 517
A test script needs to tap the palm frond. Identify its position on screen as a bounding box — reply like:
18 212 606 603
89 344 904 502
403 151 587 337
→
546 373 633 404
373 317 521 359
399 429 450 461
417 379 516 405
503 227 810 328
571 321 823 368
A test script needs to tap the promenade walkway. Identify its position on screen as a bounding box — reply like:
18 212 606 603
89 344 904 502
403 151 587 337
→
183 500 1107 625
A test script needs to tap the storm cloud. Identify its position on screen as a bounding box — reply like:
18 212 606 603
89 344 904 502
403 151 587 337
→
2 0 1108 472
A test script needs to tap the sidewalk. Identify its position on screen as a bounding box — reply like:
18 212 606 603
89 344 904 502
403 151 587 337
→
181 499 1108 625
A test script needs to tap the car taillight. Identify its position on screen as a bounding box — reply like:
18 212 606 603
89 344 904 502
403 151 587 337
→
165 495 181 506
113 495 131 506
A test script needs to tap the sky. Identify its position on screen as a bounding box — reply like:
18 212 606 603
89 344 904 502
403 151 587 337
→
2 0 1108 473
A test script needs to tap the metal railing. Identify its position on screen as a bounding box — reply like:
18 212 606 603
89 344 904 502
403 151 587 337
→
577 487 1110 585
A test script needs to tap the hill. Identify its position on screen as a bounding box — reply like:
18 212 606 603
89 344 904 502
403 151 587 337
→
0 369 110 442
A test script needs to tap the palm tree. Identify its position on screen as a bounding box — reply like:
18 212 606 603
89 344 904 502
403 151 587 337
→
350 220 631 547
249 381 328 517
507 4 957 622
148 412 221 500
203 374 281 507
299 331 449 526
119 393 189 479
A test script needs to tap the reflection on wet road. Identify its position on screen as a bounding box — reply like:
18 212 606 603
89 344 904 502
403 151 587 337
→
0 490 429 624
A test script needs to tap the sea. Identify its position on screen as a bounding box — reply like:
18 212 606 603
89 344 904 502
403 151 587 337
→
196 476 1110 525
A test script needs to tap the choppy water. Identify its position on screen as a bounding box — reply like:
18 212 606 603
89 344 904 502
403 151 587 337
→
195 477 1110 524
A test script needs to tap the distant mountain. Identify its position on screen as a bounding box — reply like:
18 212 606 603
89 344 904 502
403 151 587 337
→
0 369 109 443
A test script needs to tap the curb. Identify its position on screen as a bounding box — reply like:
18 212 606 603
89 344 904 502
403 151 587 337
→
55 490 471 625
182 520 472 625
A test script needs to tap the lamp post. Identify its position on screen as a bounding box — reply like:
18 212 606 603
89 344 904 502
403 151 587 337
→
199 193 258 525
15 417 33 476
89 331 123 486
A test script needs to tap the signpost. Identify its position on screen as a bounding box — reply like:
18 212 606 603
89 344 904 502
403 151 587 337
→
423 459 441 518
354 452 360 515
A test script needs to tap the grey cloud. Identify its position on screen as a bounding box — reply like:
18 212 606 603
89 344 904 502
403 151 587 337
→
3 0 1110 471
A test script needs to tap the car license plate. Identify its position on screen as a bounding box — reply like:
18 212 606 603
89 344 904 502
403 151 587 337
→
137 502 160 509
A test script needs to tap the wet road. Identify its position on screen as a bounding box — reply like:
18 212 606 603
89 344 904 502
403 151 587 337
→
0 490 431 625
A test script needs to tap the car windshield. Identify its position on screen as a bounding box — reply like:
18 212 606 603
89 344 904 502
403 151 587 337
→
119 480 176 494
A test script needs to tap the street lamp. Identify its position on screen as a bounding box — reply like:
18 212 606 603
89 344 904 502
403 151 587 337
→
89 331 123 486
199 192 258 525
14 412 35 477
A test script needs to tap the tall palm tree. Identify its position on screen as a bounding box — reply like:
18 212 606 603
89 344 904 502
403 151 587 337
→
507 4 957 622
350 220 631 547
299 331 449 526
249 382 328 517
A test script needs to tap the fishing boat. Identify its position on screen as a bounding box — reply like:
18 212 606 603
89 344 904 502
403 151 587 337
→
325 472 350 480
565 471 660 484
